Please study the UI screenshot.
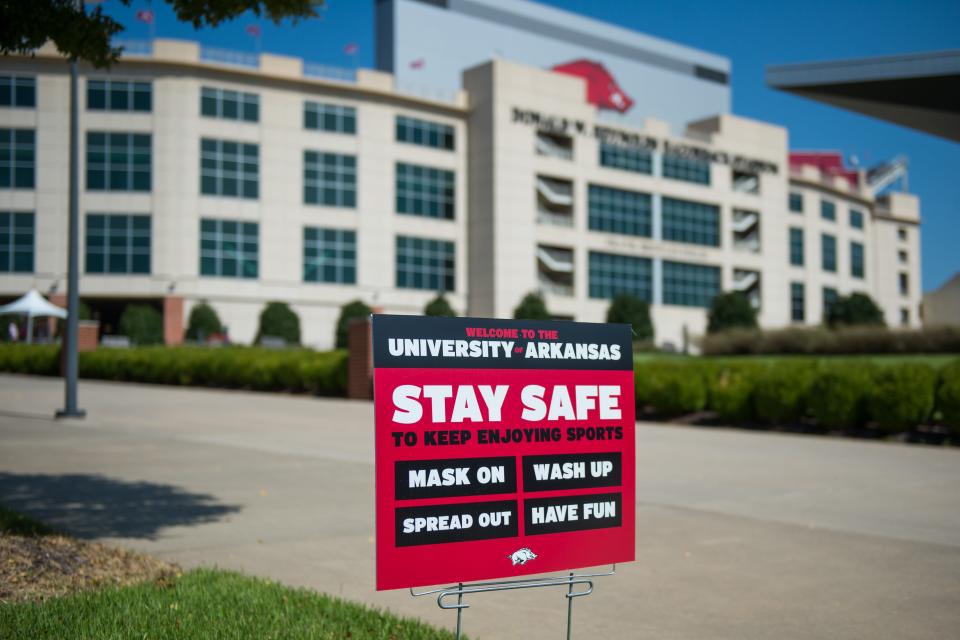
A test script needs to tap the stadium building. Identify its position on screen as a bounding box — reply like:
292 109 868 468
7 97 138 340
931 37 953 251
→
0 1 922 348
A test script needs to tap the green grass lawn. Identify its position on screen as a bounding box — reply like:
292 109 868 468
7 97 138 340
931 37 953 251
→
0 568 457 640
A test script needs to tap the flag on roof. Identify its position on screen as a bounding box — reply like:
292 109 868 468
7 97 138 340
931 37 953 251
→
245 24 262 38
344 43 358 55
409 58 425 69
135 9 154 24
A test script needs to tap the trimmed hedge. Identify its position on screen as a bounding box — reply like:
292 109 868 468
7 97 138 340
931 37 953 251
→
701 326 960 356
0 344 348 396
635 356 960 440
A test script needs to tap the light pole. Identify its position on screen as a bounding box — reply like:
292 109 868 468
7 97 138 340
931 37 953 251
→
56 0 85 419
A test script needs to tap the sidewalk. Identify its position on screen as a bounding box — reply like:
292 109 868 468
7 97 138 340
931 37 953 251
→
1 374 958 639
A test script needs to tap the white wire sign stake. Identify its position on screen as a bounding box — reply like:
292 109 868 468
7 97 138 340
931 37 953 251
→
411 566 616 640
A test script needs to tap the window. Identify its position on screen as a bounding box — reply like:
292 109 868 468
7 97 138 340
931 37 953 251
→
662 197 719 247
821 199 836 221
200 87 258 122
536 131 573 160
304 101 356 134
900 308 910 326
732 169 759 194
396 235 455 291
821 233 836 272
898 250 908 264
396 116 454 150
87 80 151 112
790 282 805 322
303 227 356 284
0 211 34 272
0 76 36 108
199 219 258 278
588 251 652 300
899 272 909 296
823 287 838 319
898 227 908 241
789 227 804 266
663 260 721 308
599 143 652 174
849 209 864 229
396 162 455 219
662 153 710 185
200 138 258 199
0 128 35 189
86 132 151 191
85 214 150 274
304 151 356 207
850 241 864 279
588 184 651 237
789 192 803 213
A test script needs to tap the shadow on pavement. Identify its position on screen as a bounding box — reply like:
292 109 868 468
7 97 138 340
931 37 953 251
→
0 472 241 540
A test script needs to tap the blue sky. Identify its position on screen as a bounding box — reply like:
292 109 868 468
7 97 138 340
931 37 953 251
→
104 0 959 292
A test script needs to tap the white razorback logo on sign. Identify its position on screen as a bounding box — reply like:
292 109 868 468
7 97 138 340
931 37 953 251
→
509 547 537 566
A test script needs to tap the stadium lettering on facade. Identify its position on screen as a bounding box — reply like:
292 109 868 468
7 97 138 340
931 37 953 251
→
512 107 779 174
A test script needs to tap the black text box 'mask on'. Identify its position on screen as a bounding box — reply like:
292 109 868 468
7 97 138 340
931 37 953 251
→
395 456 517 500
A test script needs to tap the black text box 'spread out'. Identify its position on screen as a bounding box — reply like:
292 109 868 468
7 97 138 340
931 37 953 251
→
395 500 519 547
395 456 517 500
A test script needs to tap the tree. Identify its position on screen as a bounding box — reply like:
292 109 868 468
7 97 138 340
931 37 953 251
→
186 302 222 342
255 301 300 345
606 294 653 342
0 1 322 69
118 304 164 345
513 292 551 320
335 300 371 349
827 292 885 327
707 292 757 334
424 293 456 317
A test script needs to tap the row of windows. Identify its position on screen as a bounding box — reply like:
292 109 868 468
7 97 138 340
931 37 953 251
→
587 252 720 308
2 211 453 291
585 186 719 248
0 128 34 189
790 191 867 229
662 197 719 247
599 143 653 175
3 74 458 149
790 227 866 279
791 284 870 323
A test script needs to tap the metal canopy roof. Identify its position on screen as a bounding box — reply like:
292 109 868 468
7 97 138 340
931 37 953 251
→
766 50 960 142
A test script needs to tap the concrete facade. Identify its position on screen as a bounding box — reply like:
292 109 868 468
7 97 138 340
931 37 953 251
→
0 41 922 349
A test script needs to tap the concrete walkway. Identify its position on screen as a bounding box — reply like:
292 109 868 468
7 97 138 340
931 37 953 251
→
1 374 958 639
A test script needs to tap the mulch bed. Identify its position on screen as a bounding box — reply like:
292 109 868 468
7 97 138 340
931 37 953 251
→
0 530 177 603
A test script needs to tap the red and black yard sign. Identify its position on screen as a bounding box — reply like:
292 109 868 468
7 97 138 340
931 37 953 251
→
373 315 635 590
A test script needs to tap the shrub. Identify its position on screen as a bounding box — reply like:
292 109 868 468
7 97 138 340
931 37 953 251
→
754 362 817 425
0 344 60 375
707 292 757 334
424 294 456 317
806 364 873 430
256 302 301 345
707 363 759 423
118 304 164 346
701 325 960 356
335 300 372 349
513 292 550 320
937 362 960 435
606 295 653 342
868 364 937 434
186 303 222 342
827 293 885 328
640 362 707 416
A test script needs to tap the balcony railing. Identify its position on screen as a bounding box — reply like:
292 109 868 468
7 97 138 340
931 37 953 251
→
303 63 356 83
200 46 259 69
115 39 153 57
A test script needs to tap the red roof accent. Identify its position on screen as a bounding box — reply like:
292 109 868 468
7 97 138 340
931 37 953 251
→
789 151 859 187
551 59 634 114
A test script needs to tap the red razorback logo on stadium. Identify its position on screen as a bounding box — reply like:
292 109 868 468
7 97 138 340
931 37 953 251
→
551 59 634 114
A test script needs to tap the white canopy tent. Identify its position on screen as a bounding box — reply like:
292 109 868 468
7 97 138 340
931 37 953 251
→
0 289 68 343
